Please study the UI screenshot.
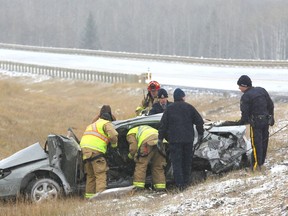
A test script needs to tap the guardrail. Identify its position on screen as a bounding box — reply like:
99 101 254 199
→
0 60 148 83
1 43 288 68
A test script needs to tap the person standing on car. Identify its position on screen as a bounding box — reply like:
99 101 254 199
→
80 112 118 199
158 88 204 191
126 125 166 191
235 75 274 171
91 105 116 123
149 88 173 115
135 80 161 116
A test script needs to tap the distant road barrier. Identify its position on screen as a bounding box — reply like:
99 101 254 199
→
0 60 148 83
1 43 288 68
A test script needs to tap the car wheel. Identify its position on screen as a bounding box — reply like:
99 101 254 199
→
25 178 62 202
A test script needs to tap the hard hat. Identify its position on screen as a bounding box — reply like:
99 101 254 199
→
147 81 160 91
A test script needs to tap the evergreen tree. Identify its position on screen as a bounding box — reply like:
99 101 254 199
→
81 12 101 50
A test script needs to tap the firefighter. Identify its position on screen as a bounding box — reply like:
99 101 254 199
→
135 80 161 116
236 75 274 171
126 125 166 190
149 88 173 115
80 112 118 199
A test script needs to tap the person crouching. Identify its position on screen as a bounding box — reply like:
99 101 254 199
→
126 125 166 191
80 112 118 199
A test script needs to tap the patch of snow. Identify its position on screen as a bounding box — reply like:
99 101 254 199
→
0 69 51 83
270 164 288 173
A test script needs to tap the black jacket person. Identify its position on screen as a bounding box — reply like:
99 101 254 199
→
236 75 274 171
149 88 173 115
158 88 204 190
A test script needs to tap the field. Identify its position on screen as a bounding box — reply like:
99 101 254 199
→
0 73 288 215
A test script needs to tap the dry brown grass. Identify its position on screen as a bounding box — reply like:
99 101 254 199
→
0 75 145 158
0 197 86 216
1 73 288 215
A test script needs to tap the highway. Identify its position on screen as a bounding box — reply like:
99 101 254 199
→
0 47 288 94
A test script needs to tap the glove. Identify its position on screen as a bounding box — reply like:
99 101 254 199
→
197 135 203 144
111 144 117 148
128 153 133 160
135 106 144 116
110 142 117 148
194 135 203 151
157 139 166 156
157 139 163 150
268 115 275 126
122 153 133 163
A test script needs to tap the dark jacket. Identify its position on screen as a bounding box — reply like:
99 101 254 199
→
238 87 274 125
148 101 173 115
158 101 204 143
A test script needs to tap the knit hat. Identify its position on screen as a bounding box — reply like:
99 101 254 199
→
100 105 112 115
100 105 116 121
237 75 252 87
173 88 185 101
157 88 168 98
100 112 113 121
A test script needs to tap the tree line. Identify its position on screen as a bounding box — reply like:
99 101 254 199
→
0 0 288 60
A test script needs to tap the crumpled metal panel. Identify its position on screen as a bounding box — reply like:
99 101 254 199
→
47 135 82 190
195 125 249 173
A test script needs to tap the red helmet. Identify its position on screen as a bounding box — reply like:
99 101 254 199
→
147 81 160 91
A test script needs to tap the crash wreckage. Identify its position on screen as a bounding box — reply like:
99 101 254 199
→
0 113 251 202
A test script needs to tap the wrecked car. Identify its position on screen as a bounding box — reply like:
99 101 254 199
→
0 113 251 202
0 134 83 202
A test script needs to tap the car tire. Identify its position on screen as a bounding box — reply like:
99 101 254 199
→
25 178 62 202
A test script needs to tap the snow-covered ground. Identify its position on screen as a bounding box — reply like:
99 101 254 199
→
72 161 288 215
0 49 288 94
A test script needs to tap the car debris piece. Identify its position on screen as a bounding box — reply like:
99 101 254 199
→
89 185 135 201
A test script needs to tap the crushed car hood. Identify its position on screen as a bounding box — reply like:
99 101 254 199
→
0 142 48 169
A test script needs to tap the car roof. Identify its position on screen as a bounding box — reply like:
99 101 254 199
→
112 113 162 130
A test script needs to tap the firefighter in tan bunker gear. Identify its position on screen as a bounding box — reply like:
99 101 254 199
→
126 125 166 190
135 81 160 116
80 112 118 199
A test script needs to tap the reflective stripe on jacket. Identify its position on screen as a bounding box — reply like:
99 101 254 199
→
80 119 110 153
127 125 158 149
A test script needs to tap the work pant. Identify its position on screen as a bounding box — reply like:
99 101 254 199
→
84 151 107 198
169 142 193 189
250 120 269 170
133 145 166 189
